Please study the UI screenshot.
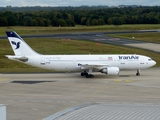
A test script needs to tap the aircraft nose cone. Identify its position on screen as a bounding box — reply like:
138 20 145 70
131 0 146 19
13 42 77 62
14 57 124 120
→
153 60 156 66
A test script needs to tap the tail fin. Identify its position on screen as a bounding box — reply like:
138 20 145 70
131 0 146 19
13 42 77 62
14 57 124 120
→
6 31 40 56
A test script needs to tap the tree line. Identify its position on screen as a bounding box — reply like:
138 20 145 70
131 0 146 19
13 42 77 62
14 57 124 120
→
0 6 160 27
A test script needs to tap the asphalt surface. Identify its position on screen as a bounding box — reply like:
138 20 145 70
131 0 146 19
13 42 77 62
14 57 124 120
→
0 68 160 120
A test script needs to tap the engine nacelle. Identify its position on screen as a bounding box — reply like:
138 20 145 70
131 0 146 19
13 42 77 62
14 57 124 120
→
101 67 119 75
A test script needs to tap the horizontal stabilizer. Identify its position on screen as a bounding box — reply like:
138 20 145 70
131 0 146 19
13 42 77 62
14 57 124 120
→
5 55 28 62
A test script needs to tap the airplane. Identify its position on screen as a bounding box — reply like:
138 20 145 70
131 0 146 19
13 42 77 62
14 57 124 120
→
6 31 156 78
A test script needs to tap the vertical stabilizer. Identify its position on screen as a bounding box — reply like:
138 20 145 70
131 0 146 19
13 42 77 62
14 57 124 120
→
6 31 40 56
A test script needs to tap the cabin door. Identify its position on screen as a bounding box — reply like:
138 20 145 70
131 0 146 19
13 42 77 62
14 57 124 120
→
41 56 45 65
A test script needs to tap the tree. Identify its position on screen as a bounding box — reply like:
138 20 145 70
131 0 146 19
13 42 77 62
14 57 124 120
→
38 19 44 26
107 17 113 25
86 19 91 26
51 18 59 26
32 19 38 26
7 15 18 26
0 17 7 26
62 13 68 19
98 18 105 25
57 19 66 26
65 19 75 26
91 19 98 26
23 16 33 26
1 6 160 26
81 17 87 25
56 13 63 19
43 19 50 26
112 17 123 25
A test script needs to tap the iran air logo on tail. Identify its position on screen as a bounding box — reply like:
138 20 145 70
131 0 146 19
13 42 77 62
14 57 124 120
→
11 41 21 49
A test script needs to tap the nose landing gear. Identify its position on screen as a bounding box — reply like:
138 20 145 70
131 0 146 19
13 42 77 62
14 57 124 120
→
136 69 140 76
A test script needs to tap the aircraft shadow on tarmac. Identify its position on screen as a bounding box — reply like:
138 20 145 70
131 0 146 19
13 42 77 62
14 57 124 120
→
11 80 56 84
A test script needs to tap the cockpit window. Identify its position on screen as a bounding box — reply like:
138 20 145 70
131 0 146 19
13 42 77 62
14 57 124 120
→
148 59 152 61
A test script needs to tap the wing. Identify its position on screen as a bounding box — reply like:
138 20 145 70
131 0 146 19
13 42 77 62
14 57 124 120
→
78 63 109 70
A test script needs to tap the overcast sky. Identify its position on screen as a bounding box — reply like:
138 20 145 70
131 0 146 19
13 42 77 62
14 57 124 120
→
1 0 160 7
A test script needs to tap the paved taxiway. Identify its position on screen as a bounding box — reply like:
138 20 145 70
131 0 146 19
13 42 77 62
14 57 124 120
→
0 67 160 120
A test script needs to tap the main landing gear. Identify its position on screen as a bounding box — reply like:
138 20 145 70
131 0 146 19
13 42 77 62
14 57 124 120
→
136 69 140 76
81 71 94 78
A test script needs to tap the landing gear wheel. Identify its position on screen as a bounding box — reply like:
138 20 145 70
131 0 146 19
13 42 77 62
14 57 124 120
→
85 73 89 78
85 74 94 78
81 71 87 76
89 74 94 78
81 72 85 76
81 71 94 78
136 73 140 76
136 69 140 76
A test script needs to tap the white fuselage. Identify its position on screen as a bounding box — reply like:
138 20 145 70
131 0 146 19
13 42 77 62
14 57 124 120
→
24 54 156 72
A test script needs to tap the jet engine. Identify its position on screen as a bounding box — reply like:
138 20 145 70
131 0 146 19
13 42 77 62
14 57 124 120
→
100 67 119 75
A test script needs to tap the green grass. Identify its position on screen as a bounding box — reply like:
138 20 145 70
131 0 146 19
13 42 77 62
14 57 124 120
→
0 38 159 73
108 32 160 43
0 24 160 35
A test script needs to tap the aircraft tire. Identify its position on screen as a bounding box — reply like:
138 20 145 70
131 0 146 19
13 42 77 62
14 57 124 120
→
136 73 140 76
89 74 94 78
81 72 85 76
85 74 94 78
85 74 90 78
